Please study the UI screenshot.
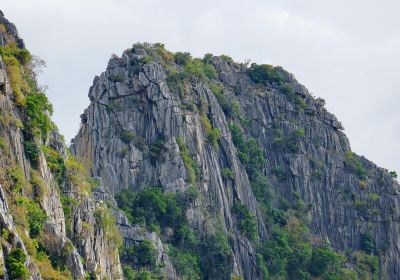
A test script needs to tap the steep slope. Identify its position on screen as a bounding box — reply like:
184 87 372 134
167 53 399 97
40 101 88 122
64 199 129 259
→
72 43 400 279
0 11 123 279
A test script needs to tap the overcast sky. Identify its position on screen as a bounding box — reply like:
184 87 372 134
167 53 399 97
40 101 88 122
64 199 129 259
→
2 0 399 175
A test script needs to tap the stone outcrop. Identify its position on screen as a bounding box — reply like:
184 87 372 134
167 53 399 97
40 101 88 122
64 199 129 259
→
72 45 400 279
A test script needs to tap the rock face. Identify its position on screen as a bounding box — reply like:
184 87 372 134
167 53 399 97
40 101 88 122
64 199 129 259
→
72 44 400 279
1 9 400 280
0 11 122 279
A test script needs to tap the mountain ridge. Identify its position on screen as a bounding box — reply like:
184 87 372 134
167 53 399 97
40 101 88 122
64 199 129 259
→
0 11 399 280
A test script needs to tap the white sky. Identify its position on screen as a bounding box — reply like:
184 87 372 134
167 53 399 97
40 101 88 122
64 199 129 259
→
2 0 399 175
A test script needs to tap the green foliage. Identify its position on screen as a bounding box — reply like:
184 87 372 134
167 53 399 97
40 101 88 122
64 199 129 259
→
149 139 165 164
272 166 288 181
174 52 192 66
5 248 29 280
309 246 345 277
274 128 305 153
24 140 40 166
233 203 257 240
210 84 240 119
222 168 235 180
389 171 397 179
27 200 47 238
7 166 27 193
200 231 233 279
360 233 375 254
124 240 157 267
115 187 183 230
41 145 66 183
25 91 53 139
94 206 123 249
2 53 28 106
0 136 8 151
352 251 379 280
229 123 265 180
169 247 201 279
119 130 135 144
344 151 367 179
176 137 198 183
200 115 221 147
249 63 285 85
61 196 77 235
0 45 31 65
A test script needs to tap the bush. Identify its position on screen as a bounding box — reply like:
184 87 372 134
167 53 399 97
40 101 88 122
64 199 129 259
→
149 139 165 164
24 140 40 166
176 137 198 183
115 187 183 230
169 247 201 279
2 55 27 106
389 171 397 179
124 240 156 267
174 52 192 66
272 166 288 181
248 63 285 85
232 203 257 240
7 166 27 193
119 130 135 144
41 145 66 183
309 246 344 277
360 233 375 254
94 207 123 249
25 91 53 139
229 123 265 180
27 200 47 238
5 248 29 280
222 168 234 180
344 152 367 179
200 231 233 279
200 115 221 147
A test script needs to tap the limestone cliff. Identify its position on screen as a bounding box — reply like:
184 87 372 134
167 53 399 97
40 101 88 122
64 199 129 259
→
71 43 400 279
1 9 399 280
0 11 122 279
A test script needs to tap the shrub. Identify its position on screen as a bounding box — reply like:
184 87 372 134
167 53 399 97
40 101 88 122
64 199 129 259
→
5 248 29 280
0 136 7 151
149 139 164 164
222 168 234 180
94 206 123 249
272 166 288 181
174 52 192 66
389 171 397 179
25 91 53 139
232 203 257 240
7 166 27 193
344 152 367 179
24 140 40 166
27 200 47 238
360 233 375 254
309 246 344 277
124 240 156 267
61 196 77 236
200 231 233 279
2 55 27 106
248 63 285 85
118 130 135 144
169 246 201 279
176 137 198 183
200 115 221 147
41 145 66 183
115 187 183 230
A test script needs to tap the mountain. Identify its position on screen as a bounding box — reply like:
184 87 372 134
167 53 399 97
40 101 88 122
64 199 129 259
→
1 11 399 280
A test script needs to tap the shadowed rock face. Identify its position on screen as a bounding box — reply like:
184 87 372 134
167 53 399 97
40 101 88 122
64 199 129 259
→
72 44 400 279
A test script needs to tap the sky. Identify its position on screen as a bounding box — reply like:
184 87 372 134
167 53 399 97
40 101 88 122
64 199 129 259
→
2 0 399 175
